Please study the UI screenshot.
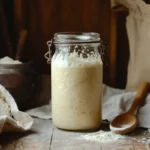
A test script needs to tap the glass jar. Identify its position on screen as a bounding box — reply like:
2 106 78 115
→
46 32 104 131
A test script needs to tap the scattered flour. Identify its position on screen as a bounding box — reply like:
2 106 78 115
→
80 130 127 143
0 56 22 64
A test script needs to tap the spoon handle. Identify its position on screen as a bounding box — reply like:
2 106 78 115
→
128 82 150 114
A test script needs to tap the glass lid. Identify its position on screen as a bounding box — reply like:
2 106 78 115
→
54 32 101 43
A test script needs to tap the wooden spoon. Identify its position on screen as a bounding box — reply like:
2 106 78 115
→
110 82 150 134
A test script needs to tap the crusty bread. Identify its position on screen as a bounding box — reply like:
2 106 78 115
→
0 93 11 116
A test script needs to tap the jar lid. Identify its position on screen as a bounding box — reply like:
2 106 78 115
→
53 32 100 43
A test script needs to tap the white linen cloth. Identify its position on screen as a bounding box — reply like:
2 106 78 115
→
26 85 150 130
0 85 33 134
111 0 150 91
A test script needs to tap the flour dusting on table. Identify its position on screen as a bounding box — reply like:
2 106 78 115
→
80 130 127 143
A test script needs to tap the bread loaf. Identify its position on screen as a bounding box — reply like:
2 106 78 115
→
0 92 11 116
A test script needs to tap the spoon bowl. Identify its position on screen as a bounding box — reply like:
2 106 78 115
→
110 113 137 134
110 82 150 134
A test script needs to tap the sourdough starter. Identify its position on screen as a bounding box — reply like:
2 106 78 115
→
51 54 103 130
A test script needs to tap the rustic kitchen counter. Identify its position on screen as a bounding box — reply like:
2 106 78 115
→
0 118 150 150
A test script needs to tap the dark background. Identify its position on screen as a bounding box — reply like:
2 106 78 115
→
0 0 130 89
